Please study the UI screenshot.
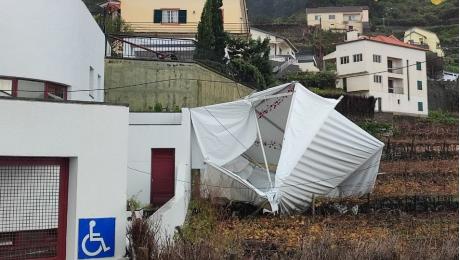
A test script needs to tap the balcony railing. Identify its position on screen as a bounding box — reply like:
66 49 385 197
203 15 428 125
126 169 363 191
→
123 22 250 35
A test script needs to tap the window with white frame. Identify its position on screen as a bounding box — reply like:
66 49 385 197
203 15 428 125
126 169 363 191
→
373 54 381 63
340 56 349 64
162 10 179 23
329 14 335 20
374 75 382 83
353 53 363 62
315 15 321 20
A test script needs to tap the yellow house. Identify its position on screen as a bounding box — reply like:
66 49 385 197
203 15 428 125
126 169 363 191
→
403 27 445 57
120 0 249 36
306 6 369 34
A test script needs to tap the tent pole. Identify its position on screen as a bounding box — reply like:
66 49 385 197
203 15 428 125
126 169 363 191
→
255 115 274 189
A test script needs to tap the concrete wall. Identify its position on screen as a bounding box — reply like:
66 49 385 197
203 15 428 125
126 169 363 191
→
128 111 192 243
105 59 254 111
0 98 129 260
0 0 105 102
335 40 428 116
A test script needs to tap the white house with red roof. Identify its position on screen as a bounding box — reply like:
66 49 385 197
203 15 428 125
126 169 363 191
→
325 32 428 116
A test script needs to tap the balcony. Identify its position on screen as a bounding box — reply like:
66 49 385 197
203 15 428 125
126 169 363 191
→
388 78 404 94
387 57 403 75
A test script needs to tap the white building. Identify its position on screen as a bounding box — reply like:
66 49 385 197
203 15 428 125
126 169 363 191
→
0 1 130 259
325 33 428 116
0 99 129 260
127 112 192 243
0 0 105 102
250 28 319 74
306 6 370 34
250 27 298 62
442 71 459 81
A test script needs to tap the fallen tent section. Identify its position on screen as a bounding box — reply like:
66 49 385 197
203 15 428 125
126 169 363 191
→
190 82 384 214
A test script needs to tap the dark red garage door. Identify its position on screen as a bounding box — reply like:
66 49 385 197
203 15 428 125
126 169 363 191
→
0 157 68 260
150 149 175 206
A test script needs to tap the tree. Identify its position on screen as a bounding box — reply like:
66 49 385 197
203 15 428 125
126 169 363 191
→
196 0 227 61
227 37 274 90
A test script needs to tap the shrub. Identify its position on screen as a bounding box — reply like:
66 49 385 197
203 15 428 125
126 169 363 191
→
358 120 392 137
153 102 162 112
428 110 459 125
286 71 337 89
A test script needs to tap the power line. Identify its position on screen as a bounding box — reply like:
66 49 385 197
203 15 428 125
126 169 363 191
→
5 55 443 94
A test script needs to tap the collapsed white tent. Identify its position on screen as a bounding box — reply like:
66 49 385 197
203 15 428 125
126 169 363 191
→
191 82 384 214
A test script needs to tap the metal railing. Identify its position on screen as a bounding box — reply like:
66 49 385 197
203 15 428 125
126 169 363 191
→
123 22 250 35
106 34 196 61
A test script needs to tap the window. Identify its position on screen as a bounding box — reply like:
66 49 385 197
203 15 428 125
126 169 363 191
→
154 9 187 24
388 79 394 93
89 66 95 99
374 75 382 83
353 53 362 62
0 79 13 95
348 15 355 21
418 102 423 111
417 80 423 90
46 82 67 100
329 15 335 20
163 10 178 23
0 77 66 100
416 62 422 70
315 15 321 20
340 56 349 64
373 54 381 63
388 59 393 73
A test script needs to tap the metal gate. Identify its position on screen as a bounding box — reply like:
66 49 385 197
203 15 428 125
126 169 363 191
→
0 157 68 260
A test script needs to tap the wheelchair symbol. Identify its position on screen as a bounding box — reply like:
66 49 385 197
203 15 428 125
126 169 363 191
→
81 220 111 257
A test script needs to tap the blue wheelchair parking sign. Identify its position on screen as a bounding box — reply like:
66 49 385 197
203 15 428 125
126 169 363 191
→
78 218 115 259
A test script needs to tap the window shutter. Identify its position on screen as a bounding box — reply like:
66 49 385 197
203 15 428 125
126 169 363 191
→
154 10 162 23
178 10 187 24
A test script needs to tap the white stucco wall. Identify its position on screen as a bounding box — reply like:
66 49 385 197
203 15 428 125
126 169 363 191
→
335 40 428 115
0 98 129 260
0 0 105 102
127 111 192 243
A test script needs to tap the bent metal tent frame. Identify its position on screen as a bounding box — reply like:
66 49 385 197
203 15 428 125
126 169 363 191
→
191 82 384 214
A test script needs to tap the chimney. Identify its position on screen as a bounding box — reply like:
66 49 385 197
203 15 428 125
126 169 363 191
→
346 31 359 41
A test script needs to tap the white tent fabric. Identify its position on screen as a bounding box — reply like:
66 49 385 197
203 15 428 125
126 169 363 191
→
191 82 384 214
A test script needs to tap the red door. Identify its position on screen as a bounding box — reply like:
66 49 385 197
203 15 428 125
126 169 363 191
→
150 149 175 206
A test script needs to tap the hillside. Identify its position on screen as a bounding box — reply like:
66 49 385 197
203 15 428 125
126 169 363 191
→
247 0 459 72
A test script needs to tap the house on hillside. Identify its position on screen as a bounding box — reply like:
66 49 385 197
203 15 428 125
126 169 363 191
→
0 1 129 259
324 32 428 116
251 27 298 62
250 28 319 75
120 0 250 37
306 6 369 34
404 27 445 57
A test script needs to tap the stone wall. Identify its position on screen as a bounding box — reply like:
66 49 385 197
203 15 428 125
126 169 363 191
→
428 80 459 113
105 59 254 111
